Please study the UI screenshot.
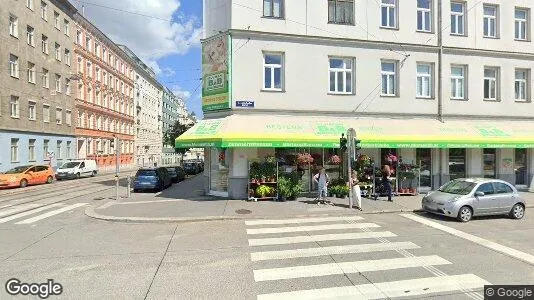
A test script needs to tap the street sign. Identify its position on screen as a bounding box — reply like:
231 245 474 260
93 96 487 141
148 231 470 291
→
235 101 255 108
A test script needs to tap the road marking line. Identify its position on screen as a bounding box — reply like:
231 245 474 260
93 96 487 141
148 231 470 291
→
15 203 88 224
248 231 397 246
401 213 534 266
246 223 380 235
0 204 64 223
97 202 114 209
115 199 186 205
256 274 490 300
245 216 364 226
0 204 40 217
253 255 450 282
250 241 419 261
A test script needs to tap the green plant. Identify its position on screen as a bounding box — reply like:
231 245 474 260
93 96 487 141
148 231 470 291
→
278 173 302 200
256 185 275 198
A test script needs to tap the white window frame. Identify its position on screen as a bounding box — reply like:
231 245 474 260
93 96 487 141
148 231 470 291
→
41 1 48 21
28 62 36 84
28 101 36 120
515 8 529 41
56 107 63 125
64 19 70 36
43 104 50 122
451 2 466 35
28 139 36 162
55 74 61 93
416 63 433 98
483 67 499 101
10 95 20 118
27 0 34 10
65 78 71 95
42 68 49 88
9 54 19 78
381 0 397 29
55 43 61 61
42 35 49 54
483 5 498 38
328 57 354 94
64 49 71 66
263 53 284 91
57 141 62 159
66 110 72 126
381 61 397 96
54 11 60 29
450 65 467 100
515 68 529 102
11 139 19 162
9 14 18 38
66 141 71 158
27 25 35 46
417 0 432 32
43 139 49 159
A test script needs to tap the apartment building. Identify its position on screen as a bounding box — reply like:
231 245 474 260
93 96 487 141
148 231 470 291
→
161 87 182 165
0 0 77 172
179 0 534 198
73 14 135 169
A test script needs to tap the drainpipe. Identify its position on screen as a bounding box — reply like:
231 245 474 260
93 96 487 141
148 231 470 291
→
437 0 443 187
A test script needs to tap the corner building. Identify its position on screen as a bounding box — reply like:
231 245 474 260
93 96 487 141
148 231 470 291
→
179 0 534 198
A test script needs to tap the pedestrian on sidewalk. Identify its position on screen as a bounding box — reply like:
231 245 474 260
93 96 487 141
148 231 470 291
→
382 165 393 202
313 168 330 205
349 170 362 211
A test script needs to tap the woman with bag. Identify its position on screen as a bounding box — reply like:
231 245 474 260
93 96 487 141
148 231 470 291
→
349 170 362 211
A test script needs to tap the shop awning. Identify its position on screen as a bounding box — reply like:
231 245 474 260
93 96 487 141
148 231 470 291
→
175 115 534 148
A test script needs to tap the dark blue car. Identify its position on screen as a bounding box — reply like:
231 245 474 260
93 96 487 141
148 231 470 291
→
133 168 171 192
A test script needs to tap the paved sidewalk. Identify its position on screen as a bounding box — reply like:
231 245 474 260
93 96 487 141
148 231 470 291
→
85 175 534 223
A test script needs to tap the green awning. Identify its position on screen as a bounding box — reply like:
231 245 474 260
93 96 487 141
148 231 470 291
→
176 115 534 148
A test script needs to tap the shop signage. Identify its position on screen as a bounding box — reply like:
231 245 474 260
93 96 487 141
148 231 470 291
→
236 101 255 108
202 34 231 112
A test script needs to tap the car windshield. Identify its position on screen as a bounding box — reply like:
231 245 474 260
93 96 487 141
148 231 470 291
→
438 180 476 195
166 168 176 173
136 170 157 177
61 162 81 168
5 166 31 174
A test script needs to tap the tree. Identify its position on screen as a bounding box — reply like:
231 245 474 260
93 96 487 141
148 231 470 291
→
164 120 193 155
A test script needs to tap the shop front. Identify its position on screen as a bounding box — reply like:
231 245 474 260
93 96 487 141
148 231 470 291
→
176 115 534 199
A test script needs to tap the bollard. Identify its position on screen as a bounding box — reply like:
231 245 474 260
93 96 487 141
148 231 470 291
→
115 175 119 201
127 175 131 198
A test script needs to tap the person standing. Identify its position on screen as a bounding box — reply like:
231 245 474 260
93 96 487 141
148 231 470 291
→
349 170 362 211
313 168 330 204
382 165 393 202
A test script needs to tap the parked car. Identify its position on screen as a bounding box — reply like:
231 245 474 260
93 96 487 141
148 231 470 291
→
56 160 98 180
173 166 186 182
0 165 55 188
133 167 172 192
422 178 526 222
183 162 200 175
166 167 179 183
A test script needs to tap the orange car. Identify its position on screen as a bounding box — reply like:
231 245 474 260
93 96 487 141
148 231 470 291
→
0 165 55 188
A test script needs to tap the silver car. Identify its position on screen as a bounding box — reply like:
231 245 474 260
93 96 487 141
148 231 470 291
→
422 178 526 222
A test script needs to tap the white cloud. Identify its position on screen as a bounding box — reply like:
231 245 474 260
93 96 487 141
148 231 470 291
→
76 0 202 74
171 85 191 100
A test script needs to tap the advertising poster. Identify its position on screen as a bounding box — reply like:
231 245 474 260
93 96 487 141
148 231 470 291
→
202 34 230 111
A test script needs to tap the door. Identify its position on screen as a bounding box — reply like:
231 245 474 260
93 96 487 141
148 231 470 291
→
492 182 516 213
25 167 38 184
474 183 499 215
35 166 49 183
79 162 86 175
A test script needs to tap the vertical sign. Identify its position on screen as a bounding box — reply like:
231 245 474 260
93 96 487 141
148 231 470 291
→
202 34 230 111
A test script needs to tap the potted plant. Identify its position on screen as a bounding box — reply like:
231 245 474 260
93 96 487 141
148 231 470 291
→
329 155 341 165
296 153 314 166
256 185 274 198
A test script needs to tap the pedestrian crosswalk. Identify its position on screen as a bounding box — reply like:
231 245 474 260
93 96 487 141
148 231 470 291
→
245 215 490 300
0 202 88 225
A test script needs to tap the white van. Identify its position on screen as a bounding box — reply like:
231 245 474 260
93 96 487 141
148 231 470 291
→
56 160 98 180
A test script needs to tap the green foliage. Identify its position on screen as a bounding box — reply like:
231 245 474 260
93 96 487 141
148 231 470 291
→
278 172 303 200
164 120 194 155
256 185 275 198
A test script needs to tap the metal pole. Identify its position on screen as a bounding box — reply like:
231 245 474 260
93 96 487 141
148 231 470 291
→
347 128 356 209
127 175 131 198
115 137 119 201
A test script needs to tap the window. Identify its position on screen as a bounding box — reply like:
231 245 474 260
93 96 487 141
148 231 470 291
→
43 139 49 158
9 14 18 37
449 148 466 180
28 101 36 120
329 58 353 94
515 69 529 102
381 61 397 96
328 0 354 25
451 65 466 100
417 0 432 32
96 91 101 106
55 43 61 61
477 182 494 194
66 141 71 158
9 54 19 78
86 61 92 77
77 57 83 73
27 26 35 46
87 87 92 103
97 115 102 130
483 149 496 178
263 53 283 91
89 114 94 129
42 68 49 88
64 49 71 66
515 9 528 41
451 2 465 35
10 96 19 118
78 83 84 100
78 111 84 128
64 19 70 36
483 67 498 100
41 1 48 21
416 63 432 98
27 0 34 10
66 110 71 126
42 35 49 54
56 108 62 124
96 67 101 81
65 78 71 95
85 37 91 51
381 0 397 28
28 139 36 161
54 11 60 29
11 139 19 162
76 30 81 45
103 49 107 62
483 5 498 38
55 74 61 92
27 62 36 84
57 141 62 159
43 104 50 122
494 182 513 194
95 43 100 57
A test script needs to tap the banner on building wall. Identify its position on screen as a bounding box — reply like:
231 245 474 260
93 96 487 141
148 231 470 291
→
202 34 230 112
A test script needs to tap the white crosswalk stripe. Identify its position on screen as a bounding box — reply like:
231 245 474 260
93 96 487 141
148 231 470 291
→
245 215 489 300
0 204 64 223
0 202 87 224
0 204 39 217
15 203 88 224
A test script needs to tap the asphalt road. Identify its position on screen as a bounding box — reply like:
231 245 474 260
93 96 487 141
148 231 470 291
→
1 179 533 299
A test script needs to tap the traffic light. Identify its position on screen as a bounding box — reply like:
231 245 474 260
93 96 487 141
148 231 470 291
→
340 134 347 152
354 139 362 152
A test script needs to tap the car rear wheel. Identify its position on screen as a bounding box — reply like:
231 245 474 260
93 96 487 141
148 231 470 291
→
91 171 97 177
20 179 28 188
509 203 525 220
457 206 473 222
76 173 81 179
46 176 53 184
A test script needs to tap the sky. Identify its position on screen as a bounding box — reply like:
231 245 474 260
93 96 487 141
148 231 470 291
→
71 0 204 118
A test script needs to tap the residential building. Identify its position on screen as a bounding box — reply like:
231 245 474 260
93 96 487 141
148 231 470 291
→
0 0 77 172
118 45 163 167
161 87 182 166
181 0 534 198
73 14 135 169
